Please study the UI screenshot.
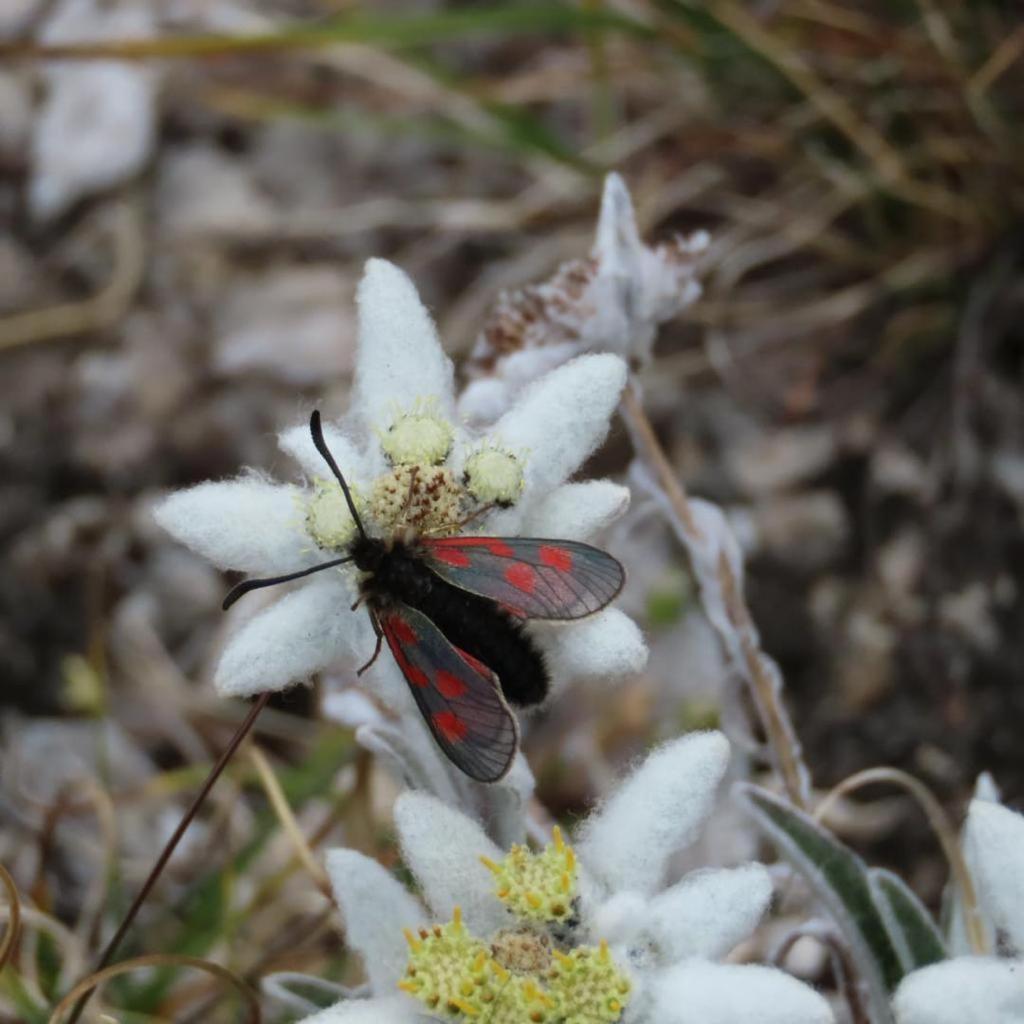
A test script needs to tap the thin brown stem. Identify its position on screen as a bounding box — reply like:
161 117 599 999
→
620 379 810 807
63 692 271 1024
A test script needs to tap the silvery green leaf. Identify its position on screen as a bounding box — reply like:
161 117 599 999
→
871 868 947 972
735 783 900 1024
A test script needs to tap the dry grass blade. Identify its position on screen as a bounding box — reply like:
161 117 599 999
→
0 864 22 975
47 953 262 1023
248 746 331 896
816 766 987 956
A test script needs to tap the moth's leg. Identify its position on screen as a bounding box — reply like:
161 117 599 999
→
357 613 384 676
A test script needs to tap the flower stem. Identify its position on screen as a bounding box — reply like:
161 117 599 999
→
619 379 810 808
63 691 271 1024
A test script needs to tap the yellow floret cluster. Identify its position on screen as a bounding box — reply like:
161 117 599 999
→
481 825 577 923
399 832 630 1024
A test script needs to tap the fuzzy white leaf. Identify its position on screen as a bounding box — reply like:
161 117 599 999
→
394 792 507 936
324 850 426 995
964 800 1024 954
522 480 630 541
353 259 455 431
214 576 366 696
298 995 420 1024
492 353 627 502
892 958 1024 1024
279 420 368 484
577 731 729 897
153 478 313 576
647 961 834 1024
539 608 647 687
648 864 772 961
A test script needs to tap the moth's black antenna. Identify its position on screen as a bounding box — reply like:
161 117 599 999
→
222 556 353 610
310 409 367 539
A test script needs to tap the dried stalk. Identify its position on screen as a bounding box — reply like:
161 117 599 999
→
63 692 271 1024
620 380 811 808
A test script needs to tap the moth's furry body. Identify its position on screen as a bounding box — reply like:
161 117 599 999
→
351 534 549 707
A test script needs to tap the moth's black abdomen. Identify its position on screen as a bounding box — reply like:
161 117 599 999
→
362 539 549 707
420 582 549 707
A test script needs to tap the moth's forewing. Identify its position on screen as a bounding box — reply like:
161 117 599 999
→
421 537 624 620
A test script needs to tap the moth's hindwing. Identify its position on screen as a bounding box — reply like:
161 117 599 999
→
378 603 519 783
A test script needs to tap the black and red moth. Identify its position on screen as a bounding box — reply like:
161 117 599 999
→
222 410 625 783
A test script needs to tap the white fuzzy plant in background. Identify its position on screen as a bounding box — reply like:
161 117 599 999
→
892 798 1024 1023
460 172 707 426
154 258 647 831
278 732 833 1024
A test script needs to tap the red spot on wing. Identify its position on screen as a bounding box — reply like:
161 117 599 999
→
485 539 514 557
504 562 537 594
389 618 417 645
444 537 514 556
432 546 472 567
435 669 469 699
539 545 573 571
432 710 468 743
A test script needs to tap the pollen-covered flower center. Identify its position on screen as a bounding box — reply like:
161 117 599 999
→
464 447 524 506
305 479 361 550
481 825 577 923
381 407 454 466
369 465 463 535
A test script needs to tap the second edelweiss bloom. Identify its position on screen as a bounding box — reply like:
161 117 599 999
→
154 258 646 739
295 733 834 1024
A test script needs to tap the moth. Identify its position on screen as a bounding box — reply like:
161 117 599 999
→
223 411 624 783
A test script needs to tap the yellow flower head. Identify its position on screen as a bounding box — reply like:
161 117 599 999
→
481 826 577 924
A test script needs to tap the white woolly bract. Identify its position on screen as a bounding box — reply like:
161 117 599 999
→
539 608 648 688
214 577 366 696
31 0 158 221
577 731 730 897
523 480 630 541
153 478 312 576
489 354 627 513
325 850 426 995
353 259 455 432
647 864 772 962
298 995 418 1024
892 958 1024 1024
394 792 507 936
646 961 834 1024
279 420 369 483
964 800 1024 954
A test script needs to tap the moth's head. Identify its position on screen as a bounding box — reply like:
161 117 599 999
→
350 534 387 573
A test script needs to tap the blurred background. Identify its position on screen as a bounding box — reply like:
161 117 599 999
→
1 0 1022 1019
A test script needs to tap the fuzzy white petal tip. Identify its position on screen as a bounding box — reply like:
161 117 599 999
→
540 608 647 688
523 480 630 541
649 962 834 1024
577 731 730 896
595 171 641 270
214 577 365 697
893 958 1024 1024
494 353 627 498
965 800 1024 953
648 864 773 961
354 259 455 431
394 792 506 936
297 995 419 1024
325 849 426 995
153 478 312 576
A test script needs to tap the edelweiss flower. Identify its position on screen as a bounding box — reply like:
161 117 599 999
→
295 733 834 1024
892 798 1024 1023
460 173 707 425
154 259 646 750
